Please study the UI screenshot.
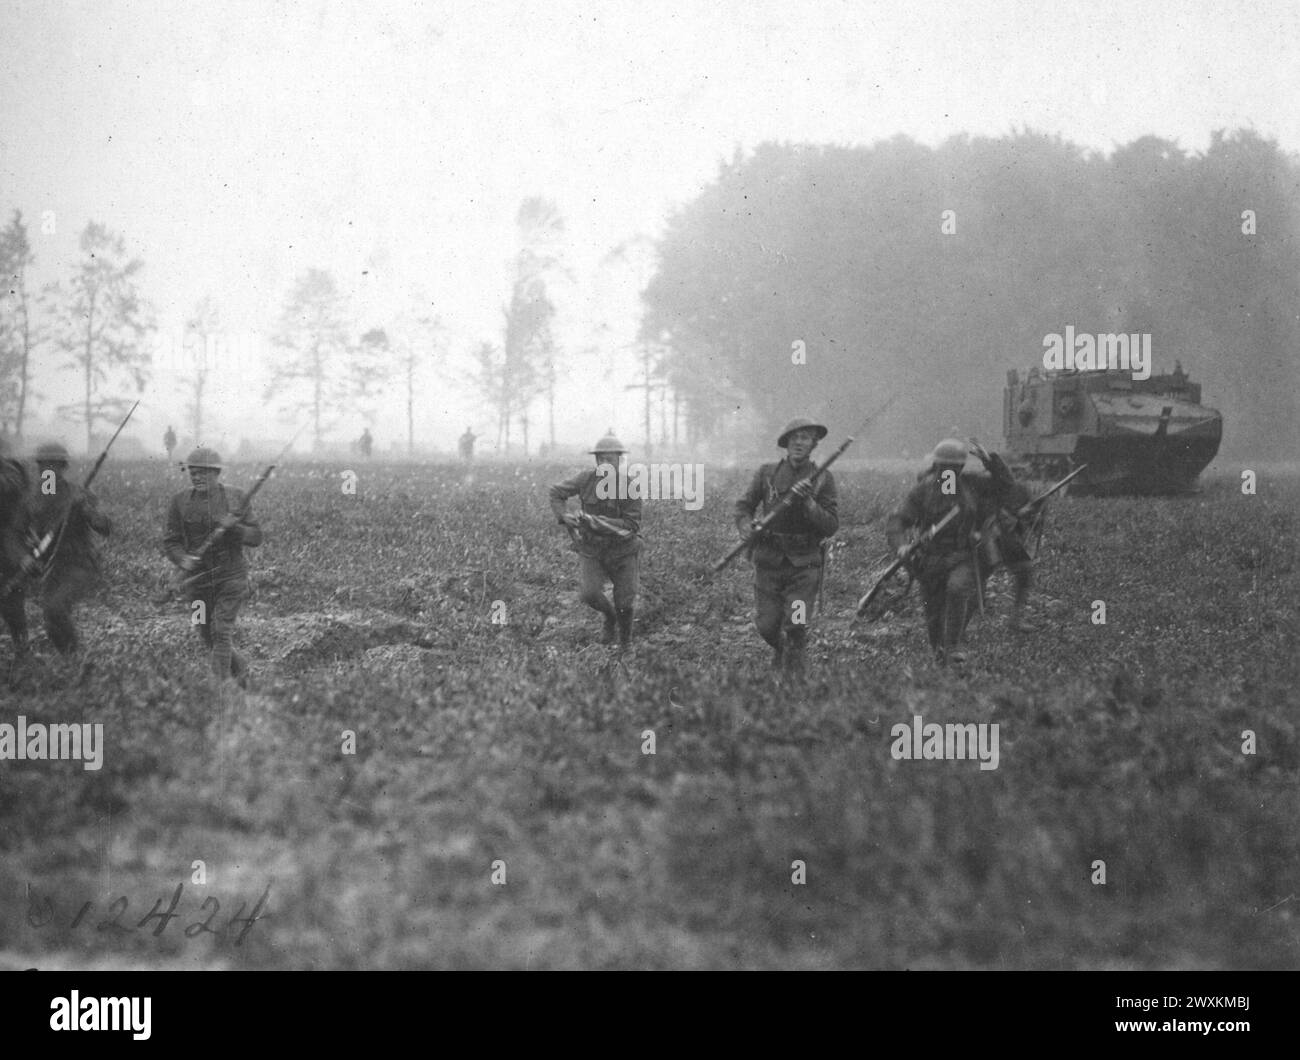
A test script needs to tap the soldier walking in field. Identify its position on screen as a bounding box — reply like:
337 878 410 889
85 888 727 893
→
970 440 1035 634
886 438 1028 666
735 418 839 676
27 441 112 656
359 427 373 460
164 425 177 462
163 447 263 686
459 427 476 462
549 430 643 649
0 437 35 659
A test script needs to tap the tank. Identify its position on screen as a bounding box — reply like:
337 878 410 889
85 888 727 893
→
1003 362 1222 495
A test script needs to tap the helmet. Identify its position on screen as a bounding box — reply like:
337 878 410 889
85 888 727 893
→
777 417 828 449
929 438 969 466
34 441 70 465
185 446 224 470
589 429 627 455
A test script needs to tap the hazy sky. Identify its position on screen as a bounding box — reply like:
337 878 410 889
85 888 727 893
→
2 0 1297 454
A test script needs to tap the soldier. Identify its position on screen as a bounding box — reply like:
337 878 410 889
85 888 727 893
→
971 441 1035 634
359 427 373 460
735 418 839 676
0 437 35 658
27 441 112 656
459 427 477 462
163 447 263 686
548 431 643 649
164 425 177 462
886 438 1027 666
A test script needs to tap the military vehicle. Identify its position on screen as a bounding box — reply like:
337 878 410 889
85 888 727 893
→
1003 362 1222 495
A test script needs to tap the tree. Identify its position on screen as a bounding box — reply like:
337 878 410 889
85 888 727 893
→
0 210 39 440
474 340 509 451
355 326 392 421
642 131 1300 457
496 197 568 454
266 268 354 450
48 222 153 453
182 295 220 443
392 309 444 456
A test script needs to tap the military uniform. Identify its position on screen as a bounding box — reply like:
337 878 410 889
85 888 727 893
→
887 440 1027 663
549 432 643 647
0 451 32 654
27 445 111 655
164 448 263 684
735 418 838 673
977 489 1034 632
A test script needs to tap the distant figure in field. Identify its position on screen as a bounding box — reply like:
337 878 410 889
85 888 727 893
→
459 427 477 462
164 425 177 462
359 428 373 460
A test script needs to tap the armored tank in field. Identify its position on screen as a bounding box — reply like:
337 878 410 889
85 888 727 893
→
1003 362 1222 495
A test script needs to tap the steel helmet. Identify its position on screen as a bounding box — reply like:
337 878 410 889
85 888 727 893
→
777 417 828 449
589 429 627 455
929 438 969 466
34 440 70 465
185 446 224 470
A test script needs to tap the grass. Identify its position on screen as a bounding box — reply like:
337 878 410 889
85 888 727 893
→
0 459 1296 968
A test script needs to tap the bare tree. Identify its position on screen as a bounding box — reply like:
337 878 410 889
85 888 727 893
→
498 197 569 454
48 222 153 453
475 340 510 452
395 309 444 456
0 210 40 441
183 295 220 442
267 268 353 450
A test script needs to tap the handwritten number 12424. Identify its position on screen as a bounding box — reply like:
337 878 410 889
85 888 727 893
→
26 881 270 946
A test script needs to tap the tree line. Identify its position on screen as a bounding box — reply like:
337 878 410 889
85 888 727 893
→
0 197 574 456
642 129 1300 458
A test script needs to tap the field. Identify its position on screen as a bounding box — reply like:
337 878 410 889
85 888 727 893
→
1 459 1297 969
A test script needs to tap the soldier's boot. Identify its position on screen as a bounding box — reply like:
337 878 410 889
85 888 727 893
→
231 650 251 690
767 630 785 670
600 611 617 645
784 628 808 678
616 607 634 649
1009 571 1032 633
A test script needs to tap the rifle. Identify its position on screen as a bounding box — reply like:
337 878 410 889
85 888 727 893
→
712 394 897 574
576 511 633 541
163 431 301 596
855 506 960 620
981 463 1089 559
1017 463 1088 518
2 401 138 597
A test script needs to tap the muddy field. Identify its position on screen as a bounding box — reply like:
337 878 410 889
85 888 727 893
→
1 459 1296 969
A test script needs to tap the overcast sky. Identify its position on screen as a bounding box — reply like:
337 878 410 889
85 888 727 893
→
2 0 1297 455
